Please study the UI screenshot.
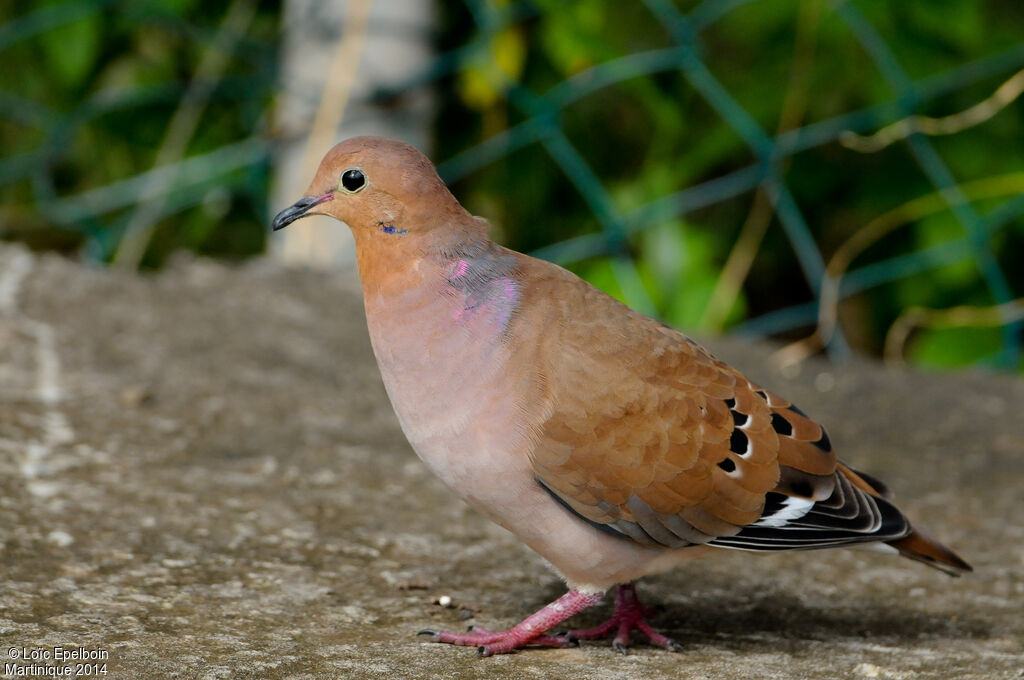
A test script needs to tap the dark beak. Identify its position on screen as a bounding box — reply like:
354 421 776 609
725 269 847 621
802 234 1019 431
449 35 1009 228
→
272 192 334 231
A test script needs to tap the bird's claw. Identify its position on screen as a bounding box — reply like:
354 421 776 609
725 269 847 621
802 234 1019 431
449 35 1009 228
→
613 641 629 655
553 631 579 646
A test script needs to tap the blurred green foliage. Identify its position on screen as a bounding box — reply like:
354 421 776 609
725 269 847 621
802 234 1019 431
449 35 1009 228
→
2 0 1024 370
435 0 1024 369
1 0 278 265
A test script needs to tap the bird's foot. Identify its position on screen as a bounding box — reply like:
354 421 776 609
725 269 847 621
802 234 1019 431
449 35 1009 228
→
561 582 683 655
416 589 604 656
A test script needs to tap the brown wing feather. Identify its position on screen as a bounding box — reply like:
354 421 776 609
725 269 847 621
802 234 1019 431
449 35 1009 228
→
525 271 838 545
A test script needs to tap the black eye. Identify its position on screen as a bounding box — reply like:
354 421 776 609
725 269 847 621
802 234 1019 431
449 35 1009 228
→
340 168 366 193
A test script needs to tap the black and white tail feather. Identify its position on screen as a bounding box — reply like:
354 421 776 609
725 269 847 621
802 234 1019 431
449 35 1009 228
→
708 468 909 551
709 464 970 577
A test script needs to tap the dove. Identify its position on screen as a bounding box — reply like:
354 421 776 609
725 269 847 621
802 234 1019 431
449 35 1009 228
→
272 136 972 656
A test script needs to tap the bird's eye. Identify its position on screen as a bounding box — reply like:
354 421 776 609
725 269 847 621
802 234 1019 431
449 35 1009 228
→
340 168 367 193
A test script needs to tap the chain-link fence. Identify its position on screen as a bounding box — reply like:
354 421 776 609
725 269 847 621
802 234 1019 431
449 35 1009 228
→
3 0 1023 370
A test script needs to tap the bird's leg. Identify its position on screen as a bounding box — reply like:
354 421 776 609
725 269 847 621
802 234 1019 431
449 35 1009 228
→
563 582 683 654
418 589 604 656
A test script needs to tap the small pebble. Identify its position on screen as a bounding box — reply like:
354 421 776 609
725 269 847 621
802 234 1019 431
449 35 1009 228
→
47 530 74 547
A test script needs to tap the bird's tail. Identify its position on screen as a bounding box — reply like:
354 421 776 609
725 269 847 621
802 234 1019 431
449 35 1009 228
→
886 526 973 577
838 464 972 577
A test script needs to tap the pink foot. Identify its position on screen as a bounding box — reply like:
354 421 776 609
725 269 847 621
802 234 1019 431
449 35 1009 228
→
417 590 604 656
564 583 684 655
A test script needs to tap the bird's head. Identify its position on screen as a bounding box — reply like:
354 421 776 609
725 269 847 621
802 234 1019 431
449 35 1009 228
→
272 136 473 244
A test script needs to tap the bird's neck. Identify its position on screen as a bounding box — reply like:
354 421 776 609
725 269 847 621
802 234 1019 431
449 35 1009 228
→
352 210 486 294
357 234 524 362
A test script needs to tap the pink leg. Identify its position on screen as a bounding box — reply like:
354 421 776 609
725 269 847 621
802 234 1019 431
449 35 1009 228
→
418 589 604 656
565 583 683 655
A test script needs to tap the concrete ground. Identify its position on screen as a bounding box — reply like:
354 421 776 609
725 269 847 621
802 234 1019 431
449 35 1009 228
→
0 244 1021 680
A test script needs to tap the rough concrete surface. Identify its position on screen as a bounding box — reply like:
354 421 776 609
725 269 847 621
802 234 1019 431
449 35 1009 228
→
0 244 1021 680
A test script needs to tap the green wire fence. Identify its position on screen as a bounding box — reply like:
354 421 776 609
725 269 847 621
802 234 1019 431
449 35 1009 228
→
2 0 1023 370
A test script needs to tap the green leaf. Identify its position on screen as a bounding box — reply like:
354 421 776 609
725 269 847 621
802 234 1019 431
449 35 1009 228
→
39 12 101 87
151 0 201 12
907 325 1004 369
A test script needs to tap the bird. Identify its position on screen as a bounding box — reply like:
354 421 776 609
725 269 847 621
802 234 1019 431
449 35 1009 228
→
272 136 972 656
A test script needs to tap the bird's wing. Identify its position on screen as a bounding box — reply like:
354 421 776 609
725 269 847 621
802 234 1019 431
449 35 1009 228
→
527 274 909 549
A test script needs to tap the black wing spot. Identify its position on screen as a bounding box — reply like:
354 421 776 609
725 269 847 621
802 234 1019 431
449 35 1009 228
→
812 428 832 452
761 492 788 517
770 412 793 436
729 429 749 455
724 397 736 408
789 478 814 498
789 403 808 417
717 457 736 473
731 409 747 427
756 390 768 400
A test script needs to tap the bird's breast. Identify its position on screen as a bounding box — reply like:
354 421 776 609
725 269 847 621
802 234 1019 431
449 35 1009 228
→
362 273 540 514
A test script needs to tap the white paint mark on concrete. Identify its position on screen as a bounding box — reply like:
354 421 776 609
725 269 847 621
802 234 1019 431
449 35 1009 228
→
0 248 33 313
24 320 69 409
0 249 76 497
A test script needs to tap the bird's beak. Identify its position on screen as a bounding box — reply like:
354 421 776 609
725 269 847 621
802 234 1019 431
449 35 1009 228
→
272 192 334 231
